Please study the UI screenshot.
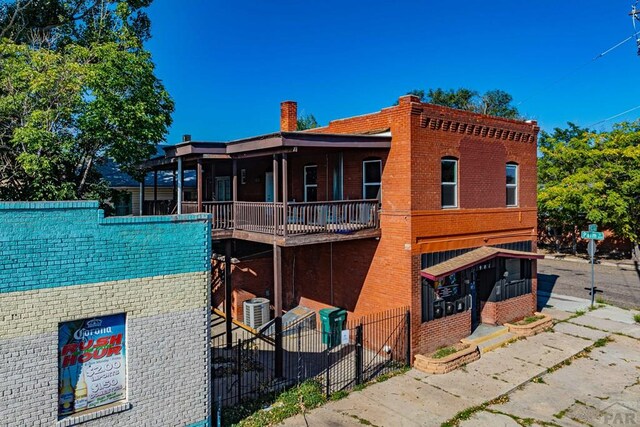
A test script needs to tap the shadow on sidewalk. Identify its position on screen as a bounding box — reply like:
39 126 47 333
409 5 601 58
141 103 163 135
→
537 273 559 310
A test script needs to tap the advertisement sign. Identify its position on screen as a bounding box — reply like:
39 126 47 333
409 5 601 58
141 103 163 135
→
435 284 459 299
58 313 126 418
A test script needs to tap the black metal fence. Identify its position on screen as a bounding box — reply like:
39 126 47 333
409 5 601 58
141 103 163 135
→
211 306 410 408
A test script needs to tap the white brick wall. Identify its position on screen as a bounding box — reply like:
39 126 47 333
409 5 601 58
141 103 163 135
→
0 272 211 427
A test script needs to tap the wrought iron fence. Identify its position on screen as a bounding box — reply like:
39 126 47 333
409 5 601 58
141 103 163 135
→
211 306 410 409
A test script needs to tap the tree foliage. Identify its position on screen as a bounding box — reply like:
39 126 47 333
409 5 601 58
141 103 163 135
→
538 122 640 256
0 0 173 202
400 87 520 119
296 113 318 131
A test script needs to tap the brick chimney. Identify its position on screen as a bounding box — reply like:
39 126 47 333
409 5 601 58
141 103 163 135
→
280 101 297 132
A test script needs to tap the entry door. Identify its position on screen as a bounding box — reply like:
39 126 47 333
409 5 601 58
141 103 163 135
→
265 172 274 202
215 176 231 201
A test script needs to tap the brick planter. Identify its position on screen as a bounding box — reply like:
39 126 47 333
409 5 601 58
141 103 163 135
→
504 312 553 337
413 344 480 374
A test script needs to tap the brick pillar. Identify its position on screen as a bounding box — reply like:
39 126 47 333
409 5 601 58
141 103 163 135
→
280 101 297 132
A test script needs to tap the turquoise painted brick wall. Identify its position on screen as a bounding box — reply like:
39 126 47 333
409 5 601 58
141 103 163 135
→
0 201 212 293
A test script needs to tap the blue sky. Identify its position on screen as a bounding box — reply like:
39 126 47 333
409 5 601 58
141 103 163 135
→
146 1 640 143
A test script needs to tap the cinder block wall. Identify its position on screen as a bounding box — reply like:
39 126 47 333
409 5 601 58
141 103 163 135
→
0 201 211 427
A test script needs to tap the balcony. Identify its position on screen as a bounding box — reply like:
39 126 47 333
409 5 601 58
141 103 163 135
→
143 199 380 246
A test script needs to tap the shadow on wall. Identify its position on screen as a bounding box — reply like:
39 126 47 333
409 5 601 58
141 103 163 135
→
283 240 379 313
536 273 559 310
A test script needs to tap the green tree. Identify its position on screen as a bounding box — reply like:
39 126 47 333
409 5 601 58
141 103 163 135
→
398 87 521 119
0 0 173 202
427 88 478 112
538 122 640 259
297 113 318 131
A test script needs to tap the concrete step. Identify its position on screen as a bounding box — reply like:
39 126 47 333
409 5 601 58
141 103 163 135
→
461 326 509 346
477 332 517 354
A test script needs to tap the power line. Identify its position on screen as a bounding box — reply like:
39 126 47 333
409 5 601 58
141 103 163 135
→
593 33 637 59
588 104 640 127
518 32 639 107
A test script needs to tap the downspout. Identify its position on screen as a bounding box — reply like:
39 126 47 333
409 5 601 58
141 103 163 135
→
330 242 334 306
177 157 183 214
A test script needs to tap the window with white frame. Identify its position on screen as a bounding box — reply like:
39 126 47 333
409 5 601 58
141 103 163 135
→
441 158 458 208
362 159 382 200
304 165 317 202
506 163 518 206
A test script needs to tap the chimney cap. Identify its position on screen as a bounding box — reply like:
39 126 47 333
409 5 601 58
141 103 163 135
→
398 94 421 105
182 134 191 142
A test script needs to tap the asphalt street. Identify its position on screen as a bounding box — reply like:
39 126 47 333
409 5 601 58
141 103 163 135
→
538 258 640 310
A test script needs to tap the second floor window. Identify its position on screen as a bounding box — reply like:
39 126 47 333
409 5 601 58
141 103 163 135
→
304 165 317 202
362 159 382 200
506 163 518 206
441 158 458 208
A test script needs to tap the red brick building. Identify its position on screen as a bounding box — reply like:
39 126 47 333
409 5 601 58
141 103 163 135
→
144 95 541 358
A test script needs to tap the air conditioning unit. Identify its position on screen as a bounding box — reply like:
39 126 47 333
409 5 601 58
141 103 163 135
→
243 298 271 329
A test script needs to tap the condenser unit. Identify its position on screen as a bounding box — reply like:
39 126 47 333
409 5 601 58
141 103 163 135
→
243 298 271 329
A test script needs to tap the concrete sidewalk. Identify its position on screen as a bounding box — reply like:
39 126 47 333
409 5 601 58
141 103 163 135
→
279 296 640 427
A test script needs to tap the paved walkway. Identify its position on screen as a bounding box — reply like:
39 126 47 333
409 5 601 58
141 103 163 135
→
280 295 640 427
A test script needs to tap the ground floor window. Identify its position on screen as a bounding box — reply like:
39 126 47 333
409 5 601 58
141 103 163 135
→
496 258 532 301
58 313 127 419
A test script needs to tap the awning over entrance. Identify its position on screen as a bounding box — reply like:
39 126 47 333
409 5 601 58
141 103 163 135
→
420 246 543 281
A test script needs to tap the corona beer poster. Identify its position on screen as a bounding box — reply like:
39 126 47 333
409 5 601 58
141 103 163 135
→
58 313 126 418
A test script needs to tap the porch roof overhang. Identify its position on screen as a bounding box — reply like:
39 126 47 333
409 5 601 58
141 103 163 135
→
420 246 544 281
142 131 392 169
225 131 392 155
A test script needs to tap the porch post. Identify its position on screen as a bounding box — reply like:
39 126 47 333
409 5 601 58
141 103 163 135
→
273 154 283 316
282 154 288 238
172 168 176 202
153 170 158 204
139 175 145 216
232 159 237 228
273 244 282 317
232 159 237 201
211 163 216 200
197 159 203 212
225 239 233 349
273 155 279 234
177 157 183 214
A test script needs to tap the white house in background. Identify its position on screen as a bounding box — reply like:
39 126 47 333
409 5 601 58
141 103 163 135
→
99 160 196 216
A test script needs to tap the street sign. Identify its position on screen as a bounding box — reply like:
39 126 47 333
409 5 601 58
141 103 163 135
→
587 239 596 258
581 231 605 240
581 224 603 308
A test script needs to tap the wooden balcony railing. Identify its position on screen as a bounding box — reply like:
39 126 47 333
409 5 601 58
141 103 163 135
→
144 199 380 236
234 201 284 234
285 200 379 235
183 201 234 229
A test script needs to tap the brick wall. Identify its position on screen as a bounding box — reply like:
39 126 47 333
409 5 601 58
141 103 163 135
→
414 310 472 355
481 293 535 325
303 96 539 358
0 201 211 426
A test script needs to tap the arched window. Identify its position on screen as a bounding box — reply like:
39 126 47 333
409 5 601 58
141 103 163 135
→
506 163 518 206
441 158 458 208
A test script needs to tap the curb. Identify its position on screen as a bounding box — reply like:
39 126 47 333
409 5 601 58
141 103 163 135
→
542 255 638 271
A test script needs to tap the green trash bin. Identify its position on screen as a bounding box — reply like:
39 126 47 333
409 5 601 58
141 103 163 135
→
319 308 347 348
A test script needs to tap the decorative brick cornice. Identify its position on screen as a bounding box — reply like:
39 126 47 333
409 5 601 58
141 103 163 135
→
418 112 537 143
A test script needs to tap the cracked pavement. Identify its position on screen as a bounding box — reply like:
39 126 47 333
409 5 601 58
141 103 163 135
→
279 295 640 427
